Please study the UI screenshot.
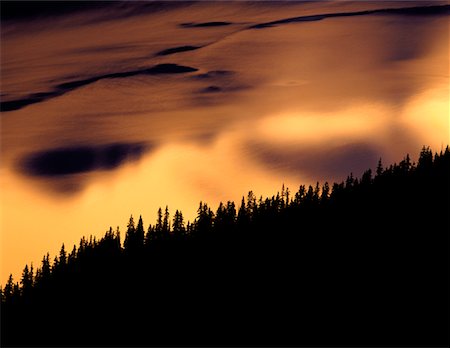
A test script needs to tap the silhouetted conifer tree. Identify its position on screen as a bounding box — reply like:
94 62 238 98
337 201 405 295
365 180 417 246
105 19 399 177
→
294 185 306 204
321 182 330 203
376 158 383 177
52 256 59 269
399 154 412 173
145 224 155 245
68 245 77 264
162 206 170 238
237 197 249 228
361 169 372 186
304 185 314 205
417 146 433 172
136 216 145 249
124 215 136 251
20 264 34 298
196 202 214 237
285 187 290 206
345 173 354 189
12 282 20 302
246 191 257 217
172 210 185 239
3 274 14 302
155 208 163 240
59 244 67 266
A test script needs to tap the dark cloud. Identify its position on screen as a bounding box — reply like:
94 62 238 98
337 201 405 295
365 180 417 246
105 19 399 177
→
181 21 232 28
196 84 251 95
56 64 198 90
248 142 381 182
190 69 247 95
0 1 108 21
193 70 234 79
1 1 195 23
249 4 450 29
19 142 151 177
1 64 198 112
1 92 59 112
156 45 202 56
200 86 222 93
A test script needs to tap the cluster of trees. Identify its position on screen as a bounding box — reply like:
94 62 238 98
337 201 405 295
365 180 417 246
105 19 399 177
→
1 146 449 347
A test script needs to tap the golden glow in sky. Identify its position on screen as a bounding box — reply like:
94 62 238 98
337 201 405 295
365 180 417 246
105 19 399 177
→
1 1 449 283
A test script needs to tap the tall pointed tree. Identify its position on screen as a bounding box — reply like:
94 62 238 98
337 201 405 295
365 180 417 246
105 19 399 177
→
59 244 67 266
135 215 145 250
124 215 136 252
162 206 170 238
155 208 163 240
376 158 383 177
21 264 33 297
173 210 185 239
3 274 14 302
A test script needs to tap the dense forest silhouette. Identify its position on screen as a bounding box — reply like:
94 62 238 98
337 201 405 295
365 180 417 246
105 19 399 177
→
1 146 449 347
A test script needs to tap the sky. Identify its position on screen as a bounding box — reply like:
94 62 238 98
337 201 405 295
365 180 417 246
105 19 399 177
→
1 0 449 284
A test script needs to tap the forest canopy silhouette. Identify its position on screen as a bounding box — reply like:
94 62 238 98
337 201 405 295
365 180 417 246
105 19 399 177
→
1 145 449 347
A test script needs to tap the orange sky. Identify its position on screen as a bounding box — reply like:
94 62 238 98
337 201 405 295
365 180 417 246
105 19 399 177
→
1 1 449 284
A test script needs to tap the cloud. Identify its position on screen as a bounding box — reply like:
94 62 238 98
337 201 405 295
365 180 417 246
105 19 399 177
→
247 141 381 182
19 142 151 177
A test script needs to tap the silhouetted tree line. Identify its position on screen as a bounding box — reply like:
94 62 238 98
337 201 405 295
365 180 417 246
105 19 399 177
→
1 146 449 347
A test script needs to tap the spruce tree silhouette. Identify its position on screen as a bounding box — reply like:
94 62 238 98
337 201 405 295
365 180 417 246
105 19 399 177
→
123 215 135 252
135 216 145 249
3 275 14 303
162 206 170 238
172 210 185 239
20 264 33 299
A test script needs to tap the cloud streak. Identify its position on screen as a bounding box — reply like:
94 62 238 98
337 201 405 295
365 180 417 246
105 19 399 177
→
181 21 232 28
156 45 202 56
249 4 450 29
1 64 198 112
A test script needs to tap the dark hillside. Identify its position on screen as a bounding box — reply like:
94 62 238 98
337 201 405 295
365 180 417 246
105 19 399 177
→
1 146 449 347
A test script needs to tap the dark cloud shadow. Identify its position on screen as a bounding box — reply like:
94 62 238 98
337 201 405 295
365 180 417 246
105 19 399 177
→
1 64 198 112
19 142 151 177
40 177 87 196
249 4 450 29
181 21 232 28
156 45 202 56
248 142 381 182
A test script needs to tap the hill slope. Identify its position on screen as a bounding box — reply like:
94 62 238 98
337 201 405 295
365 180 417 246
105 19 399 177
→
1 146 449 347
